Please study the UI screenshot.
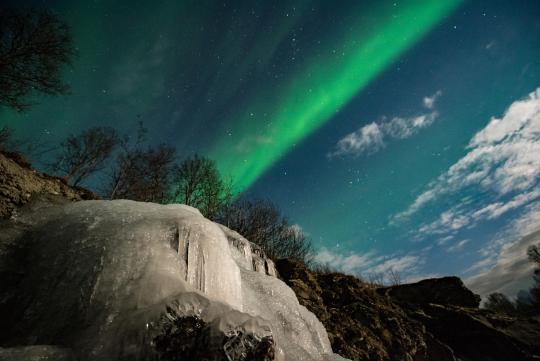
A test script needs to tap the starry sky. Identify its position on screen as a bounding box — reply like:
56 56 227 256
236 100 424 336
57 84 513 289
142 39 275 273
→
2 0 540 298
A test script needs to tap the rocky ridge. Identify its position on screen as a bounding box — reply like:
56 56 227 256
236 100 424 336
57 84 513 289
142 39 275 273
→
276 258 540 361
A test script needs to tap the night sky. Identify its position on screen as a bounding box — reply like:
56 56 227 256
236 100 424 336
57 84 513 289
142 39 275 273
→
2 0 540 298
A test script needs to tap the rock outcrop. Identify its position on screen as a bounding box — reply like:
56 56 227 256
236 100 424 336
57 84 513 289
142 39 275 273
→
378 277 481 308
277 259 442 361
276 258 540 361
0 152 96 219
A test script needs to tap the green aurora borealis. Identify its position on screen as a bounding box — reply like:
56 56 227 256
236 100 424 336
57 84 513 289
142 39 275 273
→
210 0 463 191
3 0 540 296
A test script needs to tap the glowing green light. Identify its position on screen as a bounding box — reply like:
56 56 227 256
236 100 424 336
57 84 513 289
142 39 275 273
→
210 0 463 192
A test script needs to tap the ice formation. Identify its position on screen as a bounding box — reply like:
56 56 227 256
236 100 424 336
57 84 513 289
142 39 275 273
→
219 224 278 278
0 200 348 360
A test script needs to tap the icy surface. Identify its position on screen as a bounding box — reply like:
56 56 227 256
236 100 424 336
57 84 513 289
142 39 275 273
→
0 200 348 360
219 224 278 277
241 269 332 360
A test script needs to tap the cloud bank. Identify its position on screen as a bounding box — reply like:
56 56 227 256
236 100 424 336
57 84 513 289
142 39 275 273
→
466 224 539 298
313 247 427 284
391 87 540 297
395 88 540 233
328 91 442 158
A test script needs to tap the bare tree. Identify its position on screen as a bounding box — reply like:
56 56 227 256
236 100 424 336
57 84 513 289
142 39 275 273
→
143 145 177 202
485 244 540 316
108 143 176 203
273 224 313 262
0 8 75 111
367 272 385 288
99 121 178 203
528 244 540 284
310 262 337 275
387 268 402 286
171 155 232 219
516 290 535 316
52 126 119 186
219 198 312 262
527 244 540 310
220 198 286 252
106 122 147 199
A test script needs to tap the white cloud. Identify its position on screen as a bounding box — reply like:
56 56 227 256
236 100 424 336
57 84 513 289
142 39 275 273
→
289 223 304 234
386 88 540 298
423 90 442 109
328 91 442 158
416 205 471 236
436 235 454 246
371 255 422 274
394 88 540 236
328 122 384 158
314 247 377 274
472 189 540 220
381 112 438 139
314 247 425 284
465 224 539 299
446 239 470 253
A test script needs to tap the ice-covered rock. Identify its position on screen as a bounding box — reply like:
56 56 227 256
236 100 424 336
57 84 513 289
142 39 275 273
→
219 224 278 277
0 200 348 361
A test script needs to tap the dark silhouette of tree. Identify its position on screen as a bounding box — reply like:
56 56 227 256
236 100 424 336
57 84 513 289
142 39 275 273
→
529 244 540 283
108 143 176 203
515 290 535 316
484 292 516 315
277 223 313 262
486 244 540 317
366 273 385 288
311 262 338 275
0 8 75 111
527 244 540 311
218 198 312 262
52 126 119 186
171 155 232 219
387 268 402 286
220 198 285 255
106 122 146 200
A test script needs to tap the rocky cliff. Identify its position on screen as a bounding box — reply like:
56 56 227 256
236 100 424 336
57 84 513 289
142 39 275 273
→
276 259 540 361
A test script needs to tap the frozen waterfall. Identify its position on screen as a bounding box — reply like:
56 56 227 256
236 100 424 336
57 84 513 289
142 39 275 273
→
0 200 348 361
